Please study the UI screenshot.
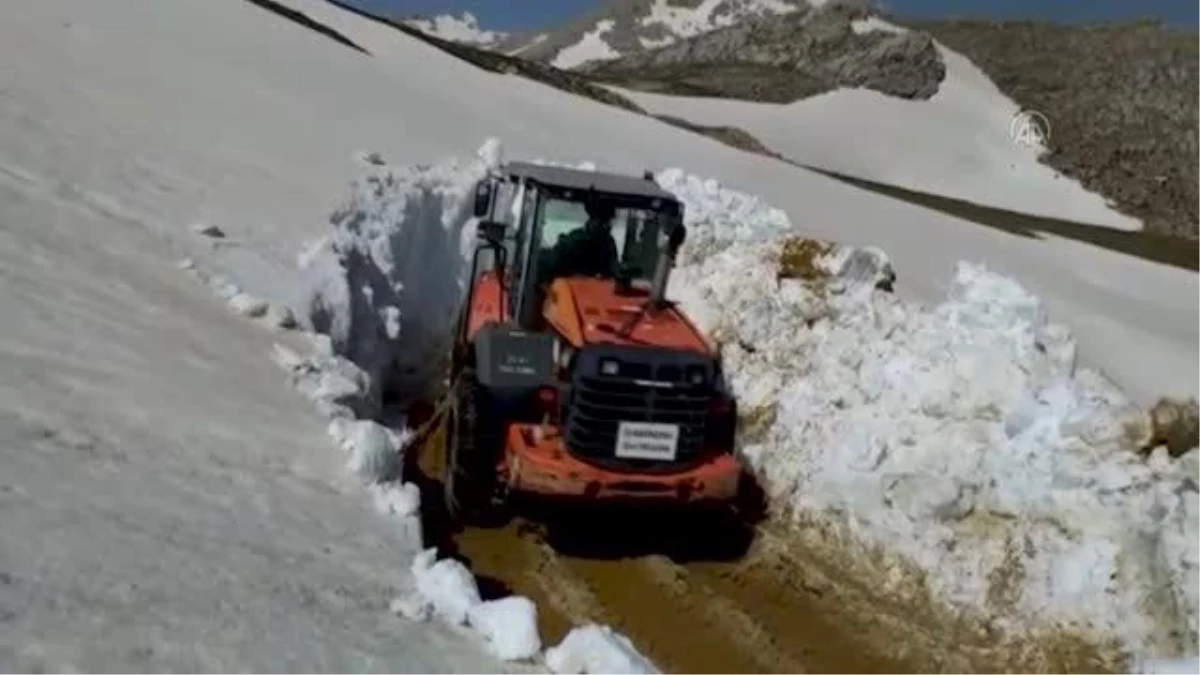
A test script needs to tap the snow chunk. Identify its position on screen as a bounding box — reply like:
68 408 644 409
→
371 480 420 518
390 592 432 622
272 343 377 421
228 292 268 318
263 302 297 329
468 596 542 661
299 139 502 406
207 275 241 301
410 548 482 626
334 420 396 483
545 624 658 674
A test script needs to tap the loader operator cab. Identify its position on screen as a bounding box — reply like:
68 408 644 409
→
471 161 687 332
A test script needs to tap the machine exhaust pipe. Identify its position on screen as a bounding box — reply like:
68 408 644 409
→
650 221 687 309
649 249 673 308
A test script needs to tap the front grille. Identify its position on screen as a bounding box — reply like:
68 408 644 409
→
564 354 712 471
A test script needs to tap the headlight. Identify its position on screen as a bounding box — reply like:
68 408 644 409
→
686 364 706 386
600 359 620 376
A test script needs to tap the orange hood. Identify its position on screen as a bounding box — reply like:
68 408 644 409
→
542 277 712 355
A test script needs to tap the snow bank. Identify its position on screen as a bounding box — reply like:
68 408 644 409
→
468 596 543 661
299 140 503 408
181 261 298 330
662 169 1199 662
397 550 549 663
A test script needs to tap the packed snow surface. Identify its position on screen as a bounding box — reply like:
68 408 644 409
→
659 169 1198 660
611 37 1143 231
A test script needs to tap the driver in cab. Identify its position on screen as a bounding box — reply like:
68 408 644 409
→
541 201 619 282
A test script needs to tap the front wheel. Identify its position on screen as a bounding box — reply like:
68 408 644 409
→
443 371 498 525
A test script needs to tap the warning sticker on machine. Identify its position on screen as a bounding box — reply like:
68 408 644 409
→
615 422 680 461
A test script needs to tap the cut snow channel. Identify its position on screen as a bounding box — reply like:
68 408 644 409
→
295 141 658 671
300 143 1195 665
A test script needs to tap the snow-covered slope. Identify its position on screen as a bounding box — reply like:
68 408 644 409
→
0 104 504 675
0 0 1195 668
403 12 507 46
609 21 1143 230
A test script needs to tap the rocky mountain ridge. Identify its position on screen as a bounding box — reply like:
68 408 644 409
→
396 1 1197 237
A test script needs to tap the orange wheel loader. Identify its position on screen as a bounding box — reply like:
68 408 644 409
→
440 161 743 524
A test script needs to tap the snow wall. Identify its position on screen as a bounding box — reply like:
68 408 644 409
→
299 140 504 409
297 141 1198 666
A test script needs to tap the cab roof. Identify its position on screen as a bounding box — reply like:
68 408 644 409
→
501 161 679 203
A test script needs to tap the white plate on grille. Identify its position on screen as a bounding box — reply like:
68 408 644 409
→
615 421 680 461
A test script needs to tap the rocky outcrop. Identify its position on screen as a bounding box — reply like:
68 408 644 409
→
589 2 946 102
496 0 812 67
322 0 644 114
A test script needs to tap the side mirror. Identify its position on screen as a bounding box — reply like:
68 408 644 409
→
477 219 506 245
666 222 687 257
472 181 494 218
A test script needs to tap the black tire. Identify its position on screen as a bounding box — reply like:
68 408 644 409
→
443 370 497 525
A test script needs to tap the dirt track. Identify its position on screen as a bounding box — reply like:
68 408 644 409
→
407 418 1119 674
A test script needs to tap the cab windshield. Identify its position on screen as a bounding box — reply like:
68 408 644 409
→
535 197 669 285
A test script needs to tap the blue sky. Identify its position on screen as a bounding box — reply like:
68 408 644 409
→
348 0 1198 32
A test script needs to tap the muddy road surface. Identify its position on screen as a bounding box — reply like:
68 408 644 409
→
404 415 1117 674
